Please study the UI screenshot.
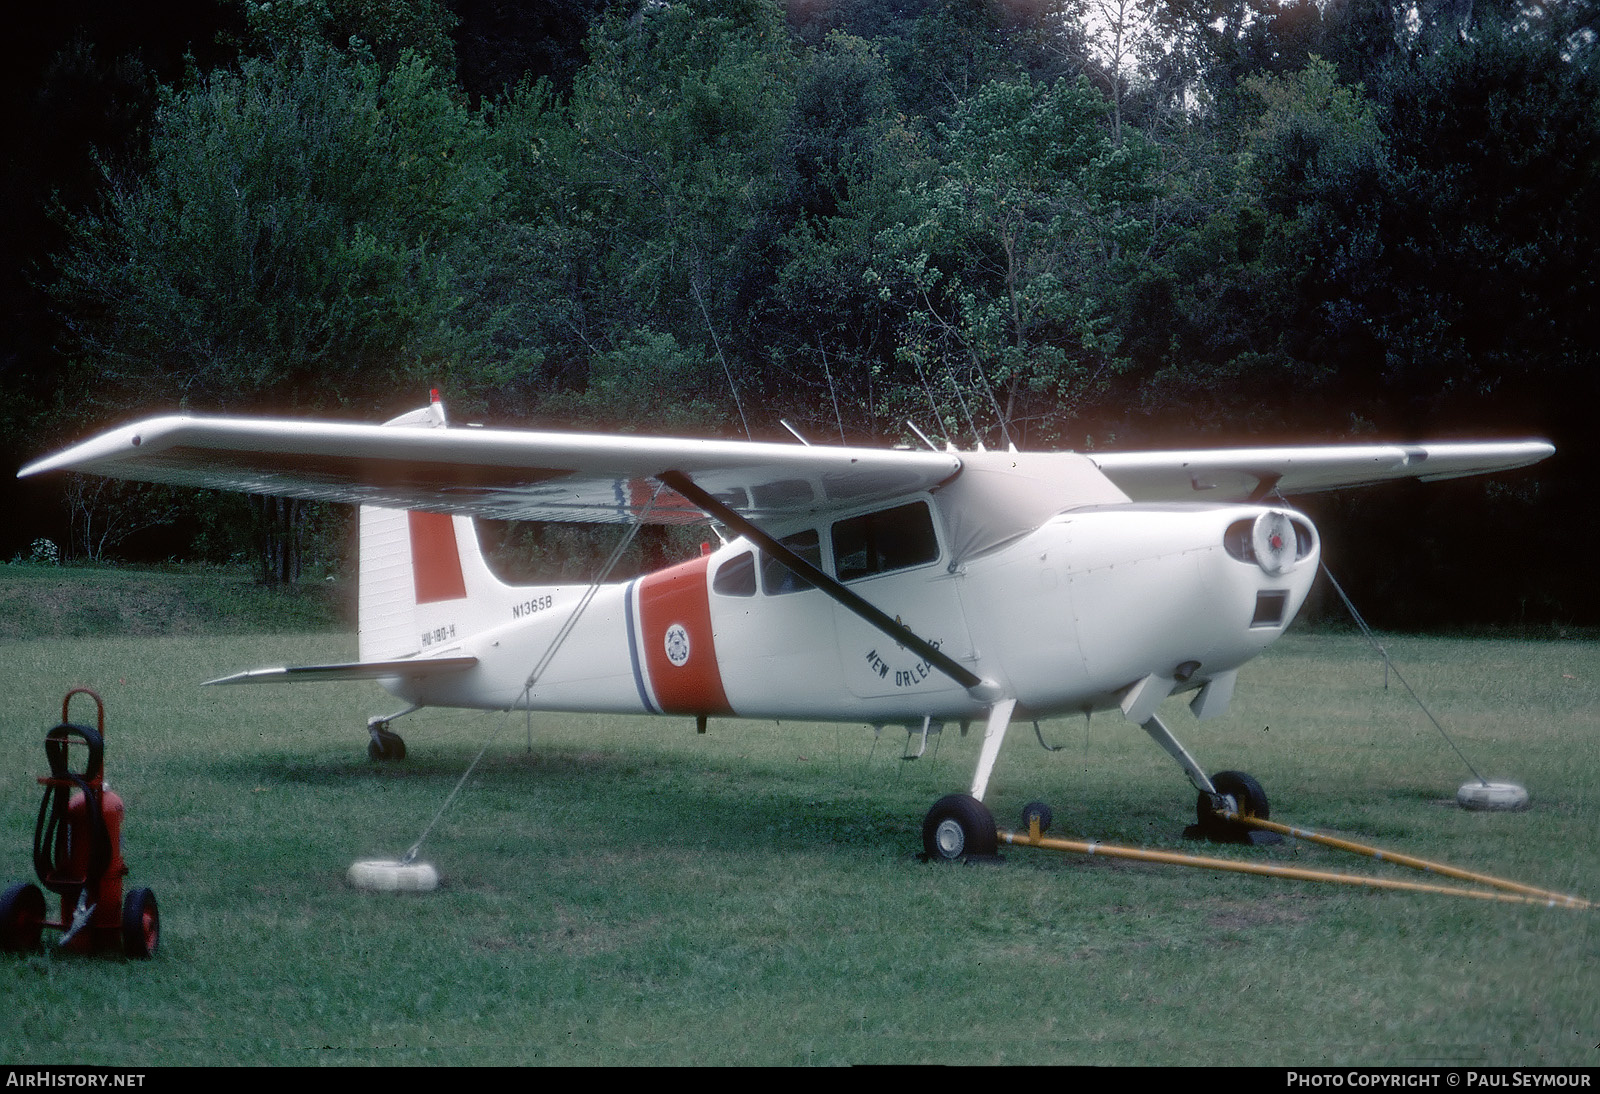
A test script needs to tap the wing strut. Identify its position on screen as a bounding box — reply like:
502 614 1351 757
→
656 470 999 700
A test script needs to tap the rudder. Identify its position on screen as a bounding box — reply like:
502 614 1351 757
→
356 396 509 662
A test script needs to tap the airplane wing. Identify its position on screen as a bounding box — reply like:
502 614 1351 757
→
19 412 1553 531
1087 441 1555 502
18 413 963 526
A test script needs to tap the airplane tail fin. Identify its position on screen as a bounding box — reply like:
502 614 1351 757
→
357 396 509 662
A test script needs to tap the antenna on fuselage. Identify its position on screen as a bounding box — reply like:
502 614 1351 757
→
905 421 940 452
816 338 848 446
779 419 812 446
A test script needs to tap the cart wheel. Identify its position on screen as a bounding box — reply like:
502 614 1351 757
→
121 888 159 959
1020 801 1054 835
0 883 46 953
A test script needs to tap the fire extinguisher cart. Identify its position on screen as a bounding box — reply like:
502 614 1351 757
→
0 688 159 958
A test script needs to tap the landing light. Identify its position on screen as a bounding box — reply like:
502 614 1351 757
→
1251 511 1297 576
1225 511 1313 576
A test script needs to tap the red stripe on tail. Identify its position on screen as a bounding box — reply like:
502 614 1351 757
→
409 511 467 603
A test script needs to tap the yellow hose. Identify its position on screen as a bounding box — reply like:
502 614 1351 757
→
999 817 1591 910
1225 811 1591 909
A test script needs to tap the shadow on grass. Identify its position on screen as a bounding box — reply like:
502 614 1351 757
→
203 743 926 857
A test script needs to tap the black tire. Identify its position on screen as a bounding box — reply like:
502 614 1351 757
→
1019 801 1053 835
922 794 998 861
1196 770 1270 830
121 888 159 960
1 883 46 953
367 730 407 762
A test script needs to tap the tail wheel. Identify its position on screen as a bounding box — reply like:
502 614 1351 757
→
1020 801 1054 835
367 727 407 762
121 888 159 959
922 794 998 862
0 882 46 953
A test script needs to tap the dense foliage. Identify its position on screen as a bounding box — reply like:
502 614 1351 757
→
6 0 1596 627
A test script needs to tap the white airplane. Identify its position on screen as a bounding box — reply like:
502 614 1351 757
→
20 396 1553 860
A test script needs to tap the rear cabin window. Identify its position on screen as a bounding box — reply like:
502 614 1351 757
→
831 501 939 582
712 550 756 597
760 529 821 595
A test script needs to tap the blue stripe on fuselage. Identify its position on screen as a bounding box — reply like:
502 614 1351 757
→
622 577 660 714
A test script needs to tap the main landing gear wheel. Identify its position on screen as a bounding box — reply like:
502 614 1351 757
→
121 887 159 960
0 882 46 953
922 794 999 862
367 724 407 762
1192 770 1277 844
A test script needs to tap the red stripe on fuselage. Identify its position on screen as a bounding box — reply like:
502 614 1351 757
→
637 555 733 715
409 511 467 603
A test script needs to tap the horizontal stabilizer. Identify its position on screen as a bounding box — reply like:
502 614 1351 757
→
203 656 478 686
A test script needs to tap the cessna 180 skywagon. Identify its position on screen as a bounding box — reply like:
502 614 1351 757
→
19 396 1553 860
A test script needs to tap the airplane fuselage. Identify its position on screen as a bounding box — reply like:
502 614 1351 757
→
387 496 1321 729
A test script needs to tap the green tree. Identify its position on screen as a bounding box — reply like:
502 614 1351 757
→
52 42 494 415
454 0 797 434
50 41 498 578
233 0 459 71
752 32 934 440
1124 57 1388 439
1374 12 1599 430
876 75 1153 447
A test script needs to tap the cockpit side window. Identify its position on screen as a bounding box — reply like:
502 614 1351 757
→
712 550 756 597
760 529 821 595
831 501 939 582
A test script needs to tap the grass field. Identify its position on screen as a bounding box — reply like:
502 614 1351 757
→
0 570 1595 1065
0 562 345 639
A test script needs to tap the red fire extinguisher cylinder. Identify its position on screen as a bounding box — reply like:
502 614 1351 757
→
57 784 127 953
